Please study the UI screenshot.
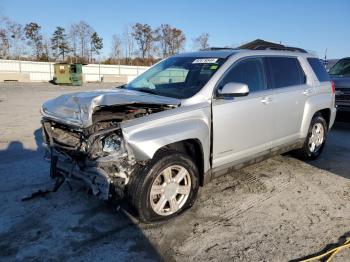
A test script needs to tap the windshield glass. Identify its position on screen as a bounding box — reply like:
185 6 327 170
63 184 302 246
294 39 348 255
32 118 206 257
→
125 56 226 99
329 59 350 76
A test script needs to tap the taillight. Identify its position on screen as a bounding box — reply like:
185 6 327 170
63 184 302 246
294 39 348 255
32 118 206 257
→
331 81 336 94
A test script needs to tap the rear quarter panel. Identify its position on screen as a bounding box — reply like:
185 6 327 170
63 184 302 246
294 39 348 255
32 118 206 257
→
300 56 336 137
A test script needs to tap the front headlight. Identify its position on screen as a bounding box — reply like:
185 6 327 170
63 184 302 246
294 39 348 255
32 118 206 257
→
103 135 122 153
89 130 128 161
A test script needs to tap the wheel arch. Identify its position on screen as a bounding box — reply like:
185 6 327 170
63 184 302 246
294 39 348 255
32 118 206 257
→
300 94 334 138
318 108 331 129
122 116 211 182
154 139 206 186
301 108 331 137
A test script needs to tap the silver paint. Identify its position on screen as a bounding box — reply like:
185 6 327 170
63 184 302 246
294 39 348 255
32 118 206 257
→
41 88 180 127
42 49 337 180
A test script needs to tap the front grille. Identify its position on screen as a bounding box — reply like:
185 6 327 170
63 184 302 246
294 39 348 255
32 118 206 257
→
335 94 350 102
335 89 350 104
42 120 83 150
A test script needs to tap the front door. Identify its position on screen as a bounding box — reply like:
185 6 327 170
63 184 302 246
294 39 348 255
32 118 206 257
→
212 57 275 169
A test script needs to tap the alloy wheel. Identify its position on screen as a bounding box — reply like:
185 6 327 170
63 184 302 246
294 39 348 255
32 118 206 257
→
308 122 325 152
149 165 192 216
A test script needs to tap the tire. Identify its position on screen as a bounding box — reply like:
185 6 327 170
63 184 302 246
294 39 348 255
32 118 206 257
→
127 149 199 223
294 113 327 160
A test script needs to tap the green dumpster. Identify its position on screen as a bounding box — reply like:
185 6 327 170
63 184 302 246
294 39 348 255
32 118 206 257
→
53 63 83 86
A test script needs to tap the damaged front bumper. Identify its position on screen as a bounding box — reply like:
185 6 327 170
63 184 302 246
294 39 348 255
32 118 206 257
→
50 150 113 200
42 119 136 201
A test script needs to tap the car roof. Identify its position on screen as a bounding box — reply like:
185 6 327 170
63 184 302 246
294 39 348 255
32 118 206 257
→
175 50 239 59
175 49 315 59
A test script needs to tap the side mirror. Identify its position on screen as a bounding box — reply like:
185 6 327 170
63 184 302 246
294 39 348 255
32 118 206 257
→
217 82 249 98
116 84 126 89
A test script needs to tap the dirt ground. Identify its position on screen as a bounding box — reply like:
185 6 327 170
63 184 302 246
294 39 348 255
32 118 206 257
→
0 82 350 262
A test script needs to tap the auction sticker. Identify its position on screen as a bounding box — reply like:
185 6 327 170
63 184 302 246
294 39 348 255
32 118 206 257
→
192 58 218 64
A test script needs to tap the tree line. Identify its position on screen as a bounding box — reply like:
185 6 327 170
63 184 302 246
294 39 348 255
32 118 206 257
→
0 17 211 66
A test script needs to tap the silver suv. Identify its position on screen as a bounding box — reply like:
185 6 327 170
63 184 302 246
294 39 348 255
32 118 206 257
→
41 49 336 222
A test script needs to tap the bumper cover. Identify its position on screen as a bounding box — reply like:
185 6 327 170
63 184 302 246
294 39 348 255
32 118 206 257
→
52 150 111 200
329 107 337 129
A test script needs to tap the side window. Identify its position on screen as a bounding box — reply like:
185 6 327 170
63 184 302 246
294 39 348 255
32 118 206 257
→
219 58 266 93
307 58 331 82
266 57 306 88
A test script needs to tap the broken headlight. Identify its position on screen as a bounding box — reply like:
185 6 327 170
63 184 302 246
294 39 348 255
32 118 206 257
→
102 134 125 155
103 135 121 153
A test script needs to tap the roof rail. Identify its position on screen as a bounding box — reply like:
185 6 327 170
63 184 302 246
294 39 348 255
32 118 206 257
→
201 47 236 51
253 45 308 53
238 39 308 53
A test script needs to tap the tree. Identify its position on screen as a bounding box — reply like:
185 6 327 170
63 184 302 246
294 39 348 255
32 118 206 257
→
0 28 9 58
193 32 209 50
155 24 186 58
41 36 51 61
76 21 93 61
7 20 25 59
90 31 103 62
110 34 122 64
122 24 135 64
168 27 186 55
51 26 70 61
154 24 171 58
69 23 79 58
24 22 43 59
132 23 153 59
0 17 9 58
0 17 26 59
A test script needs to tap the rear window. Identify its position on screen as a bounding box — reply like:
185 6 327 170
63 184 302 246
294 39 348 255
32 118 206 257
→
266 57 306 89
307 58 331 82
329 59 350 77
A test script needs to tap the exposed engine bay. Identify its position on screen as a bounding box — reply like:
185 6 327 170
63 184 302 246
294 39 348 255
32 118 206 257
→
42 103 176 200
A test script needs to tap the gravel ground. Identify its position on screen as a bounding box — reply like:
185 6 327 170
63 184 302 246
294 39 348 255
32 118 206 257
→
0 82 350 262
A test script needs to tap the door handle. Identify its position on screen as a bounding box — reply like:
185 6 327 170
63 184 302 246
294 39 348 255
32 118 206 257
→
261 96 272 104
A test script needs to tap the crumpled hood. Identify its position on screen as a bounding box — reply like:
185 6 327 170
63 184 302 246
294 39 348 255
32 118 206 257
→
41 89 181 128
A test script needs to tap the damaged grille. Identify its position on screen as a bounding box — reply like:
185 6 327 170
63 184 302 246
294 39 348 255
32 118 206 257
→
42 120 84 151
42 103 174 161
42 119 122 160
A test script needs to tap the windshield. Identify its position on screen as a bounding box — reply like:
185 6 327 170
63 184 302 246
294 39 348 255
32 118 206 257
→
125 56 226 99
329 59 350 76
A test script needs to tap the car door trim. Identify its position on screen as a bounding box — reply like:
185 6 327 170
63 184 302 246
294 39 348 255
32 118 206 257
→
209 138 305 181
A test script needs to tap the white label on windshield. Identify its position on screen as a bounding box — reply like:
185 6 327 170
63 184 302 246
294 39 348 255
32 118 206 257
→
192 58 218 64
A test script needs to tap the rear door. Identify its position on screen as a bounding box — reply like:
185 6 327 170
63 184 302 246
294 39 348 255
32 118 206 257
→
264 56 309 146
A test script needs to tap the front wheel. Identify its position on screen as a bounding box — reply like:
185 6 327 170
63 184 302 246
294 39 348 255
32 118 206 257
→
294 113 327 160
127 149 199 223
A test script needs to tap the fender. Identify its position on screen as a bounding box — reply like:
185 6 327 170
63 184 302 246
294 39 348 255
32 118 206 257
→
121 104 211 173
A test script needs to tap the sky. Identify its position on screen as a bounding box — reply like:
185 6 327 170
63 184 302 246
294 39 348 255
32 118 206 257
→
0 0 349 59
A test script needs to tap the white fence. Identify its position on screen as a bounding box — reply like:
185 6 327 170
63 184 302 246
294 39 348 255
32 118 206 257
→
0 59 150 83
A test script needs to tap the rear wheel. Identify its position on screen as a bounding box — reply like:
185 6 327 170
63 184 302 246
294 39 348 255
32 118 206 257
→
127 149 199 222
294 113 327 160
